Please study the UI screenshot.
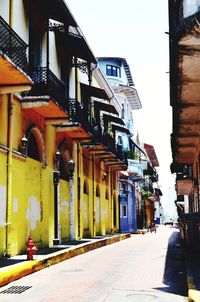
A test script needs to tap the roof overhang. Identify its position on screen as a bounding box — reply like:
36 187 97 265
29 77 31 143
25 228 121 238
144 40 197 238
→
81 83 110 100
146 195 158 203
144 143 159 167
61 31 97 64
112 124 130 134
103 113 125 125
113 84 142 110
176 178 193 195
94 100 118 115
38 0 77 26
170 11 200 165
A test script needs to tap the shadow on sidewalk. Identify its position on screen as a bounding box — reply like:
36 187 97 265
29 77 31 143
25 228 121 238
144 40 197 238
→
0 259 25 268
154 226 188 297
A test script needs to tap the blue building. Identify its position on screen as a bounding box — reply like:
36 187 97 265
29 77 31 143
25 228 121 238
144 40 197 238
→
98 57 144 232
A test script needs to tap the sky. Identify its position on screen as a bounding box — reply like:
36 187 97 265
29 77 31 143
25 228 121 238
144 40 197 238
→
66 0 176 214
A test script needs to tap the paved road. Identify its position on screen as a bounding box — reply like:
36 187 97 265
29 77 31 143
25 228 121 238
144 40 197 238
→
0 225 188 302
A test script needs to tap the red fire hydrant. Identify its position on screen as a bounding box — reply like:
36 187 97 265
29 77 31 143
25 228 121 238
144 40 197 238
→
26 236 38 260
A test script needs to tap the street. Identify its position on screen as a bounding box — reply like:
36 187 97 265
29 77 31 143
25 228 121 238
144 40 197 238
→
0 225 188 302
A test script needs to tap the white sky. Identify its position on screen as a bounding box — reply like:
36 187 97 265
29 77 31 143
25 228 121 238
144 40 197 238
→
66 0 176 208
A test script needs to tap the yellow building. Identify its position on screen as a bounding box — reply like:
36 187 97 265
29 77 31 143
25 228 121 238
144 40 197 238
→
0 0 127 257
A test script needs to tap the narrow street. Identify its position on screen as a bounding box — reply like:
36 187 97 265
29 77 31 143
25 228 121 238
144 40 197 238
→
0 225 187 302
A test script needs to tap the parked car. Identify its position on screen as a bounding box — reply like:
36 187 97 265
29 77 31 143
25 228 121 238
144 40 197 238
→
164 218 173 226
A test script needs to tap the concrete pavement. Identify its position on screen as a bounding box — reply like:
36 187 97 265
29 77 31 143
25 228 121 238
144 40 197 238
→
0 226 200 302
0 225 187 302
0 233 130 287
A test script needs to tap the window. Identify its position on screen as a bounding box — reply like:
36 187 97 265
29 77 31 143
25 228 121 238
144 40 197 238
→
27 133 40 161
118 136 123 145
123 205 127 218
83 180 89 194
122 183 126 194
96 184 100 197
106 65 121 77
121 104 125 119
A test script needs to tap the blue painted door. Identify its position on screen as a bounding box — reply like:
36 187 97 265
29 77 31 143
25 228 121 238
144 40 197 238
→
120 195 128 232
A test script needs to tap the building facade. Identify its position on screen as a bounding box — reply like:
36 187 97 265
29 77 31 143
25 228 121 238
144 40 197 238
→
0 0 128 257
169 0 200 214
98 57 144 232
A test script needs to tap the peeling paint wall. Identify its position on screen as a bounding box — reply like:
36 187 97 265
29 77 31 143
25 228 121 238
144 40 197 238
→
59 180 70 240
0 0 120 257
0 186 6 227
82 193 89 236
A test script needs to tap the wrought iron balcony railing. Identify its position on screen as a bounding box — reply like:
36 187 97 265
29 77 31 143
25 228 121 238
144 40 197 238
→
0 16 28 72
117 144 129 164
68 98 94 134
27 67 68 112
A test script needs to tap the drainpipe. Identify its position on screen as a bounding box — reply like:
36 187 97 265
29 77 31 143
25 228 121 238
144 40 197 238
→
74 57 78 100
69 172 75 240
9 0 13 26
92 154 95 236
77 142 81 238
196 160 200 211
53 168 61 245
6 94 14 254
110 167 113 231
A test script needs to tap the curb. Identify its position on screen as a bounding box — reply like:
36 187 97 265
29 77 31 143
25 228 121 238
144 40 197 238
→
0 233 130 287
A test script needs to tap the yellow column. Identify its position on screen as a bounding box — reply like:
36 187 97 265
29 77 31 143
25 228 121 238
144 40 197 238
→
108 166 113 233
100 160 106 235
6 94 14 255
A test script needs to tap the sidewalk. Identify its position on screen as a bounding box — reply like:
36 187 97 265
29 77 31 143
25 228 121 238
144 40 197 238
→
0 233 130 287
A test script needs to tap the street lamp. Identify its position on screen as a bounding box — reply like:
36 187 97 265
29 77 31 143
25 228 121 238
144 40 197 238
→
21 135 28 156
53 150 61 245
66 159 75 179
55 150 61 170
102 172 107 182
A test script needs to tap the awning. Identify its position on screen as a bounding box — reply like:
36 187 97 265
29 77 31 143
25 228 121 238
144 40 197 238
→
120 171 129 177
43 0 77 26
65 32 97 63
81 83 110 100
154 188 163 196
130 139 146 157
114 84 142 110
176 179 193 195
144 143 159 167
103 114 125 125
112 124 130 134
94 100 118 115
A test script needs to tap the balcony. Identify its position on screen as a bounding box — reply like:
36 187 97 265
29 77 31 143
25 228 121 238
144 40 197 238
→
127 159 143 178
56 98 93 140
69 98 93 136
22 67 68 119
0 16 32 92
